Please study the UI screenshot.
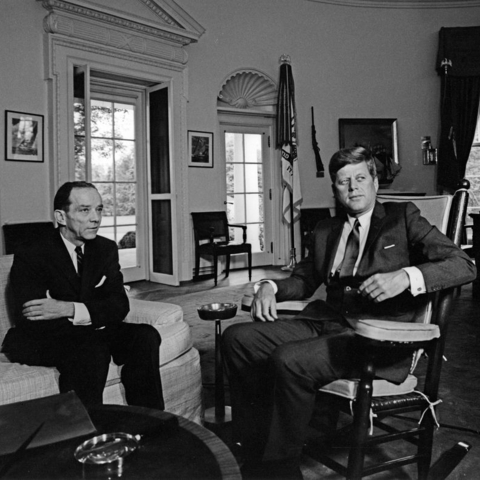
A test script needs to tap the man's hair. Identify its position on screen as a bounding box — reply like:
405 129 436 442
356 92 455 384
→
329 146 377 181
54 181 98 212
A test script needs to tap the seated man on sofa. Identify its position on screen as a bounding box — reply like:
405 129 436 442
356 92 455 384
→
223 147 476 479
2 181 164 410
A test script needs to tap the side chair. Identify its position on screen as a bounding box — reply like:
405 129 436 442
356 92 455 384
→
241 181 472 480
191 211 252 286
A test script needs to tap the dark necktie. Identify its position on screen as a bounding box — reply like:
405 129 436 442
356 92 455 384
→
339 219 360 278
75 246 84 277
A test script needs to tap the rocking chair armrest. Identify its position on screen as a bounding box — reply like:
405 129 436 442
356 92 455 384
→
353 319 440 345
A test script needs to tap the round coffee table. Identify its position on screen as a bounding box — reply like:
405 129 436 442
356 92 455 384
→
0 404 241 479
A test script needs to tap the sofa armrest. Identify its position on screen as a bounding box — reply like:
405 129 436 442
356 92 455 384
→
124 298 183 326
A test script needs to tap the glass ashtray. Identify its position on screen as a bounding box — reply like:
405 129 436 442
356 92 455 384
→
74 432 141 465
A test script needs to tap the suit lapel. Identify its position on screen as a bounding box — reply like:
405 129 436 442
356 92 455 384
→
82 239 104 291
325 217 345 278
358 201 387 271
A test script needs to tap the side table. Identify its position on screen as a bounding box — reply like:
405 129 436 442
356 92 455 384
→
198 303 237 425
0 404 241 479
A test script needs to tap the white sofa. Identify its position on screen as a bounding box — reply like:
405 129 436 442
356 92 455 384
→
0 255 203 423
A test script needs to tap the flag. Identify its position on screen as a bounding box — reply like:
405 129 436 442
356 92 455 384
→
281 105 302 224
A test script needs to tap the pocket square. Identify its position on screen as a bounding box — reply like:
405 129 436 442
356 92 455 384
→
384 244 395 249
95 276 107 288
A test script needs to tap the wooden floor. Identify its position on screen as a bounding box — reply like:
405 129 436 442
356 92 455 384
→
126 266 290 301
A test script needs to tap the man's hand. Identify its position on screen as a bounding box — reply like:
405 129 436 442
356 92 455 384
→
251 282 278 322
359 270 410 303
22 298 75 321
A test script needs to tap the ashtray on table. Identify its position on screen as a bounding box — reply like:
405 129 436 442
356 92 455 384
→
74 432 140 466
197 303 237 321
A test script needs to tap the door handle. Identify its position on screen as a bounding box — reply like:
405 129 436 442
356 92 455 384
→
224 201 233 204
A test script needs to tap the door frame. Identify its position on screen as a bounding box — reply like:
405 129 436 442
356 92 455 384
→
218 112 285 266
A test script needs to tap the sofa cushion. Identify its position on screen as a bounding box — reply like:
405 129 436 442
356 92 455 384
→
125 298 183 326
0 353 59 405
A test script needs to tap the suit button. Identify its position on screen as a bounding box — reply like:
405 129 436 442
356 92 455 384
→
345 286 351 291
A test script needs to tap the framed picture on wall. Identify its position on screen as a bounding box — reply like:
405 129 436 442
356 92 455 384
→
188 130 213 168
338 118 400 187
5 110 44 162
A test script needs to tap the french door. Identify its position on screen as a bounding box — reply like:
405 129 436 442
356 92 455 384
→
223 126 273 267
73 69 148 282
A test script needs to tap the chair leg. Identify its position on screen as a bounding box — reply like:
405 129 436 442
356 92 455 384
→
213 253 218 286
225 254 230 278
248 249 252 281
418 407 435 480
347 361 375 480
194 253 200 279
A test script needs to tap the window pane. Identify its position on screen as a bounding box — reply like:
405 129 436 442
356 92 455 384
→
94 182 114 217
117 226 137 269
91 139 113 181
116 183 136 218
245 164 262 193
74 101 85 137
245 134 262 163
226 163 234 193
91 100 113 138
75 137 86 181
230 133 245 163
247 223 264 253
114 104 135 140
233 163 245 193
233 194 245 223
246 194 263 223
115 140 136 181
226 195 235 223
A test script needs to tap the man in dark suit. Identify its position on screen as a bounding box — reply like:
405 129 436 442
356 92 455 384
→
2 181 164 410
223 147 476 479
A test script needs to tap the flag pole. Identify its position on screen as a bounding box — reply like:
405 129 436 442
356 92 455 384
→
281 191 297 271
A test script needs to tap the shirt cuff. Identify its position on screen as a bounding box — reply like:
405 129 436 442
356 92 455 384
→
68 302 92 326
403 267 426 297
253 279 278 294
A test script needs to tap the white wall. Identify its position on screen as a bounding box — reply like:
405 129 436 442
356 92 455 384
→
179 0 480 212
1 0 480 260
0 0 52 248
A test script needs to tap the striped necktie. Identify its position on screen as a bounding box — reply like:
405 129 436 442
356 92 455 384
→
75 246 84 277
339 219 360 278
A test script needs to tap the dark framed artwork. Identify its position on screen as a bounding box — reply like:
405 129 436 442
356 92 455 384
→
5 110 44 162
338 118 399 186
188 130 213 168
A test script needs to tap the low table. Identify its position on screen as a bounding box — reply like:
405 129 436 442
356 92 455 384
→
0 404 241 479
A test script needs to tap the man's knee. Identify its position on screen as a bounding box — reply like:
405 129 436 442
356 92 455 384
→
130 323 161 348
223 323 256 357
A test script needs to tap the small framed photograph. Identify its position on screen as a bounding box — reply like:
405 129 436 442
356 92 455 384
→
5 110 44 162
188 130 213 168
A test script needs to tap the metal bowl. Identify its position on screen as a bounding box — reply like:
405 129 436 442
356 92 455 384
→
197 303 238 320
74 432 140 466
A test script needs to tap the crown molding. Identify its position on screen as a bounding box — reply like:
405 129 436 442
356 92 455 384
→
307 0 480 8
38 0 204 47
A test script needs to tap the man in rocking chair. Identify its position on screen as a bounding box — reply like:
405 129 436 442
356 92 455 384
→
223 147 475 479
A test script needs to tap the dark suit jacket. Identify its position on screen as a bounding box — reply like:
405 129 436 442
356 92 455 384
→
274 201 476 382
9 228 130 341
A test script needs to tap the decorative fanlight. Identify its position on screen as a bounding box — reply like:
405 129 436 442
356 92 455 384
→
218 70 277 109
